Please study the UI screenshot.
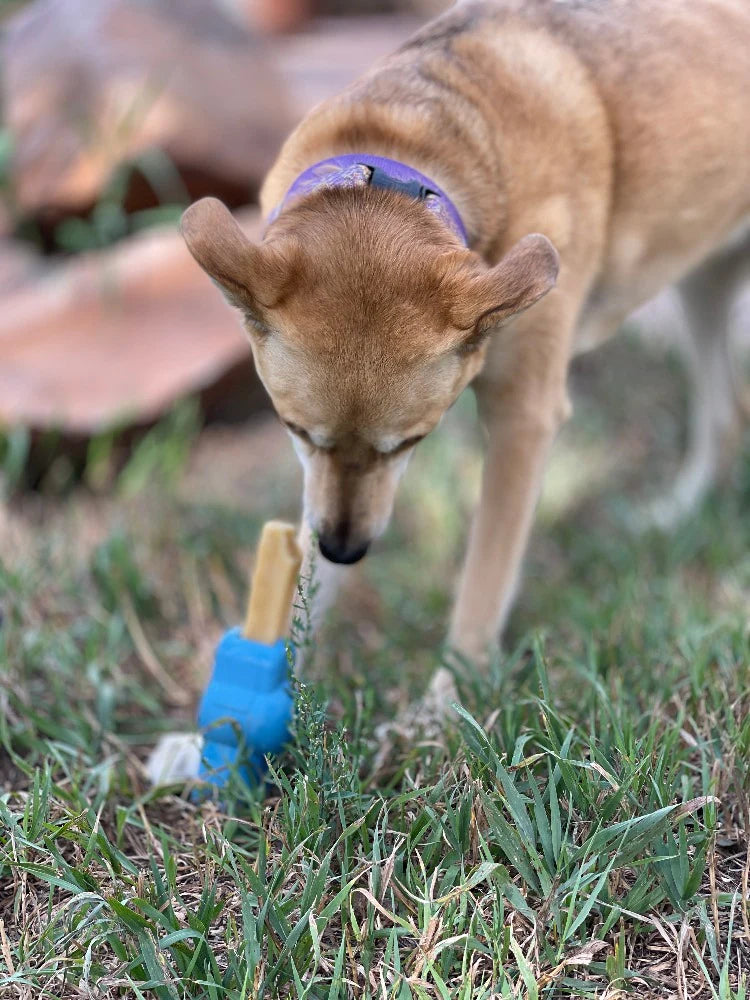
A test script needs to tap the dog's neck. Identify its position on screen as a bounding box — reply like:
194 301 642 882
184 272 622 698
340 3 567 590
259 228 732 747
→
260 101 503 256
268 154 469 248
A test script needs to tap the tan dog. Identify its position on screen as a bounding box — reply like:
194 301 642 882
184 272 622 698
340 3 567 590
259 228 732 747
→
182 0 749 666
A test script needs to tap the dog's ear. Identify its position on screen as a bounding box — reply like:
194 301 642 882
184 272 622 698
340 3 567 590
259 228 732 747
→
450 234 559 349
181 197 295 315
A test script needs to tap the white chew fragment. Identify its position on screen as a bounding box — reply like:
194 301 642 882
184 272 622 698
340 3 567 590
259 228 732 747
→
146 732 203 786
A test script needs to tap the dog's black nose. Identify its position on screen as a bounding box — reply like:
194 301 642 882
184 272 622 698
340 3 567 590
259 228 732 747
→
318 536 370 565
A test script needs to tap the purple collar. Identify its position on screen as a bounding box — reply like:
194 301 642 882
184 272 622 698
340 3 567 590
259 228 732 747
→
268 153 468 246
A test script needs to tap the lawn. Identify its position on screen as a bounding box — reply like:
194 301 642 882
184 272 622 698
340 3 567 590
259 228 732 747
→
1 331 748 998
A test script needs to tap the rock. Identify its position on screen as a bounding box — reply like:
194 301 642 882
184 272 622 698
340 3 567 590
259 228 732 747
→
271 13 422 115
0 238 44 295
0 211 264 435
1 0 293 227
241 0 312 34
0 200 13 239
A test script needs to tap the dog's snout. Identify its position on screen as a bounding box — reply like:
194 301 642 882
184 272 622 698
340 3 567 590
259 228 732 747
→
318 531 370 565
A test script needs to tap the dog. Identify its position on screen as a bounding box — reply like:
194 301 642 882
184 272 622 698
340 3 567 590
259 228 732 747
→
181 0 749 668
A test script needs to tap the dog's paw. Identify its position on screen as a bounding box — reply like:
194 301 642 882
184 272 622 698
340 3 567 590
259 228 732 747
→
627 484 706 535
371 667 459 774
420 666 461 732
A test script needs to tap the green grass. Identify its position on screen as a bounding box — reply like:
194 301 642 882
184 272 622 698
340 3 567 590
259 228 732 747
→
1 335 749 998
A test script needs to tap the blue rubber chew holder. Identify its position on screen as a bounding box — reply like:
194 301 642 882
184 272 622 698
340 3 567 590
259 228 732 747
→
196 626 293 789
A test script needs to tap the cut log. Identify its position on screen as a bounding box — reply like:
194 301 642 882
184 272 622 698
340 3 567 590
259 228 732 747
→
0 212 263 435
2 0 294 225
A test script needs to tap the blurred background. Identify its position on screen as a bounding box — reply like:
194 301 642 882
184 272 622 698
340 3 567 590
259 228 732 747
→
0 0 748 704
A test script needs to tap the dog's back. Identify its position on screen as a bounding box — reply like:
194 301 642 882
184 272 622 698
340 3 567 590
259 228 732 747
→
512 0 750 338
263 0 749 331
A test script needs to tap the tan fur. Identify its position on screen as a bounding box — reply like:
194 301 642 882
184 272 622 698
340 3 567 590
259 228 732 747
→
182 0 750 662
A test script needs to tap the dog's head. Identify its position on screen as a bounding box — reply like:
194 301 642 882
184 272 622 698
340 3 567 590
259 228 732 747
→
182 189 558 563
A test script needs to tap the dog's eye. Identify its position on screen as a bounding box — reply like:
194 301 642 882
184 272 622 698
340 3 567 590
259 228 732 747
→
282 420 311 443
281 420 336 451
387 435 425 456
244 314 272 336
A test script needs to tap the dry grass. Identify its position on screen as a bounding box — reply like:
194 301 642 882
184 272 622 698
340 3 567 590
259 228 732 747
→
1 332 749 997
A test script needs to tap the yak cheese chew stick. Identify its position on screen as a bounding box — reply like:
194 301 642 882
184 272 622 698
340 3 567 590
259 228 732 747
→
243 521 302 645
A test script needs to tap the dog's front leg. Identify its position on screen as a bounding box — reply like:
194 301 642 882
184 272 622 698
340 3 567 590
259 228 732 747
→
448 309 573 663
293 519 354 664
